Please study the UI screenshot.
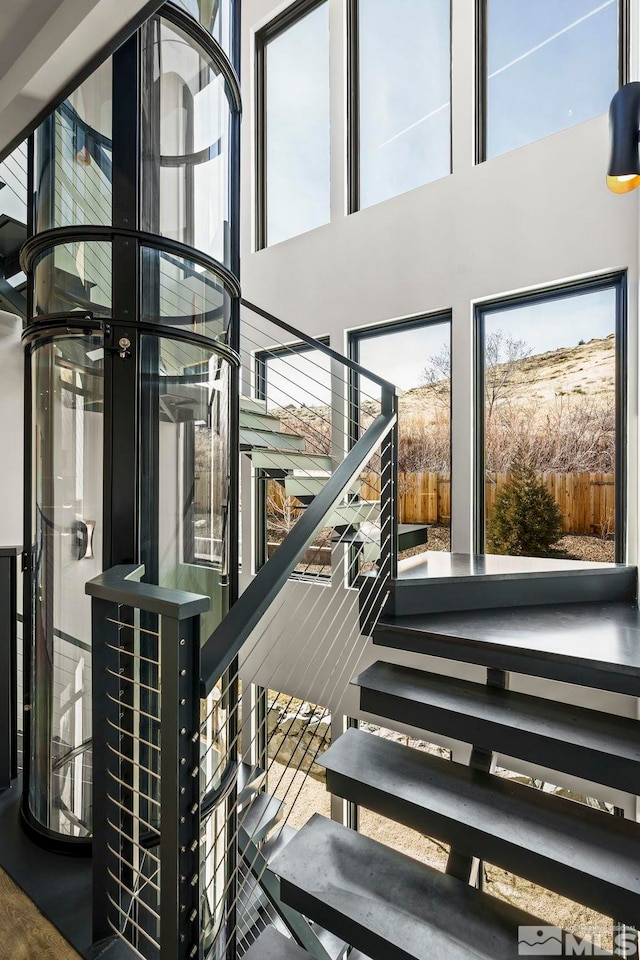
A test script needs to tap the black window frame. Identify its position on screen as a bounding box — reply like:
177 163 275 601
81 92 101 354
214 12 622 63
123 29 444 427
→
474 272 628 562
255 0 329 250
253 336 331 573
475 0 630 165
349 311 454 546
346 0 454 215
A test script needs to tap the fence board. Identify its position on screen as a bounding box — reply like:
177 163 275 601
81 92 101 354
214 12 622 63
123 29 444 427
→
214 471 615 537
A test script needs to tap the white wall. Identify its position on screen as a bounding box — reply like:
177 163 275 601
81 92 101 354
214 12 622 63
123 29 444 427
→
241 0 640 562
0 311 23 547
0 0 159 160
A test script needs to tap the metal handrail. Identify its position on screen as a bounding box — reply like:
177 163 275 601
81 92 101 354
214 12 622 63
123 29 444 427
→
86 563 210 619
241 298 398 394
200 408 397 694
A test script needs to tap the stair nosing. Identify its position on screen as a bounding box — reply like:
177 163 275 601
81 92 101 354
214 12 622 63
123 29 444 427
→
321 727 640 920
355 661 640 793
269 814 585 960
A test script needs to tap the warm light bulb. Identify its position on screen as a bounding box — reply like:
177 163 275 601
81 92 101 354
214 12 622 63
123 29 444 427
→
606 173 640 194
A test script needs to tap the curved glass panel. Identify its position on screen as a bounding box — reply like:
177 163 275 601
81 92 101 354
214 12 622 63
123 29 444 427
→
29 332 104 837
33 240 112 318
141 245 231 340
141 17 233 265
172 0 234 56
139 334 231 642
34 58 113 232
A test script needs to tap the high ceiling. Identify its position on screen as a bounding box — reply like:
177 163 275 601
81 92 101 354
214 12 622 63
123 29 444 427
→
0 0 161 161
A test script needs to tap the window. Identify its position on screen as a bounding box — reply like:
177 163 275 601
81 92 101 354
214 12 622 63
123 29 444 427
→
254 342 332 574
257 0 330 247
476 277 626 562
349 0 451 212
351 315 452 559
480 0 624 160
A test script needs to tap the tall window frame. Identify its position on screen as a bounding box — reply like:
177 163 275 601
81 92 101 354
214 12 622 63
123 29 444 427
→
255 0 330 250
253 337 331 573
350 311 454 553
475 0 630 165
474 273 628 562
347 0 453 215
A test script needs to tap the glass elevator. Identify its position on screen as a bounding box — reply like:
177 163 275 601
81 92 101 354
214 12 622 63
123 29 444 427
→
20 0 240 850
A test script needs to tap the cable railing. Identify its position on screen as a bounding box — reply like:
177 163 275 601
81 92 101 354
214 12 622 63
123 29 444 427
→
85 304 399 959
196 305 398 956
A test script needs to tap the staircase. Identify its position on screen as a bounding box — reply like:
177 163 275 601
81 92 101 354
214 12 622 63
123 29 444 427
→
241 561 640 959
83 300 640 960
239 394 427 565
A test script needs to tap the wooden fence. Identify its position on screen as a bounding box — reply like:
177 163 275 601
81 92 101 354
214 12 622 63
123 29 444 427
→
361 472 615 535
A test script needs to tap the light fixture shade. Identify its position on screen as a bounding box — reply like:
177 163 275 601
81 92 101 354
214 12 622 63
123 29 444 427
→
607 81 640 194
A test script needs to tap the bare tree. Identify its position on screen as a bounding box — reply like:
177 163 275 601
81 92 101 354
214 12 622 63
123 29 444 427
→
420 345 451 411
266 481 302 539
484 330 530 420
420 330 529 421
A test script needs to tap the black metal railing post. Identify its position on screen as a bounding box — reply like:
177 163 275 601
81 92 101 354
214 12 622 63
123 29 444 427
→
87 567 209 960
91 596 125 944
160 610 202 960
0 546 20 790
380 386 399 584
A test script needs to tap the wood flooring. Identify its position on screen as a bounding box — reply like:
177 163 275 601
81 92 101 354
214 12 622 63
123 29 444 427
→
0 866 82 960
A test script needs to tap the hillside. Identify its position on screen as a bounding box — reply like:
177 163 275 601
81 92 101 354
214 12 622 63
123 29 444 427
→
271 334 615 432
399 334 615 420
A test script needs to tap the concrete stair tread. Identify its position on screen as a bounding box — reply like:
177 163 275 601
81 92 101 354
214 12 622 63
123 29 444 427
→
322 727 640 922
243 928 310 960
238 761 267 805
239 411 283 432
240 395 268 415
262 824 297 864
375 600 640 696
250 450 334 474
388 552 636 618
269 813 581 960
239 792 285 844
240 428 306 452
355 661 640 794
285 475 362 501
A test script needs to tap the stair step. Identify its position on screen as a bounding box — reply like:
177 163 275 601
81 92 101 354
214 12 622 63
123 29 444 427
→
250 450 334 474
269 813 579 960
240 395 268 415
375 601 640 697
355 662 640 795
244 928 309 960
322 728 640 923
285 475 362 501
238 762 267 805
389 552 636 616
397 523 429 551
239 792 285 844
262 824 297 863
324 500 381 526
239 411 283 432
240 428 306 452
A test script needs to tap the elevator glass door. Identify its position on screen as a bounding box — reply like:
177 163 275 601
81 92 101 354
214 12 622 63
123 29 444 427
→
29 332 104 837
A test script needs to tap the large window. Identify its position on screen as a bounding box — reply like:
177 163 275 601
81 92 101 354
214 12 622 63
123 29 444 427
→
257 0 330 247
254 342 333 574
476 277 625 562
480 0 624 160
350 0 451 211
351 315 452 560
